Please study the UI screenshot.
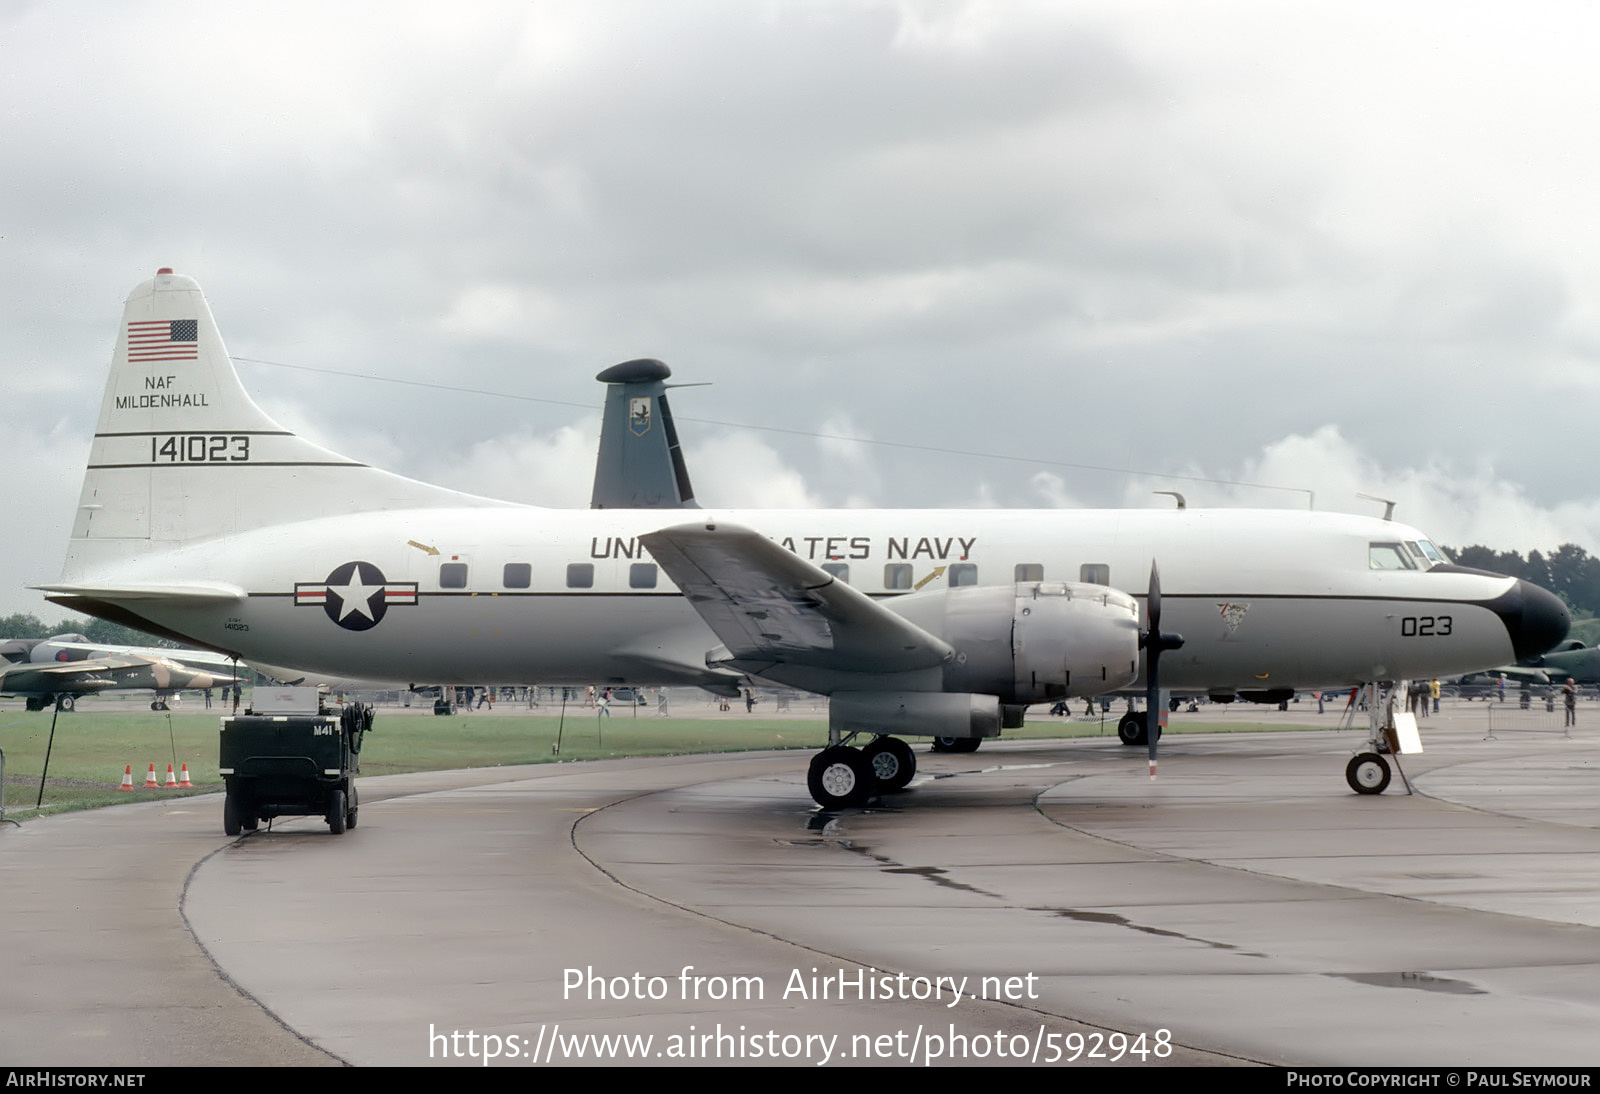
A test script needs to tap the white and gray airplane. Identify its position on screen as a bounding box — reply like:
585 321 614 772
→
40 270 1568 807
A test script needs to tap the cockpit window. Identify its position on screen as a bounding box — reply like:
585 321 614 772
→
1417 540 1446 564
1369 543 1416 570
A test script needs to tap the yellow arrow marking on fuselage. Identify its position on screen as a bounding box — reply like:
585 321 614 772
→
913 566 947 591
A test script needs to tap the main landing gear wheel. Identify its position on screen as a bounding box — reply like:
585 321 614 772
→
55 696 74 712
1345 752 1391 795
930 736 982 754
1117 711 1159 747
863 737 916 792
807 746 877 809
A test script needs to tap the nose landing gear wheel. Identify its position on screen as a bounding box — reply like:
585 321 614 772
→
863 737 916 792
808 746 877 809
1346 752 1391 794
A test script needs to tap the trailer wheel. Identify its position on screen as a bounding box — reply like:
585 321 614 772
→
223 791 243 837
328 788 347 834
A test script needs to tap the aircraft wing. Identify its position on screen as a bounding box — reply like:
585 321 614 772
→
638 521 953 675
0 659 125 694
40 641 239 672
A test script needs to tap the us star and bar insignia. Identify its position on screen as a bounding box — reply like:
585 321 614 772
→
296 561 418 631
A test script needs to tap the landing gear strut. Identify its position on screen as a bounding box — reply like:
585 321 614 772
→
1344 682 1409 795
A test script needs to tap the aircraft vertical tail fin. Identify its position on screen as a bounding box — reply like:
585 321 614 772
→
60 269 502 581
589 358 700 509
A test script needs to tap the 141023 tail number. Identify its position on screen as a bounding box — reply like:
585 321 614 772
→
149 434 251 463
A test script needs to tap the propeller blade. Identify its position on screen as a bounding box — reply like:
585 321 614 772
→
1146 562 1160 777
1141 561 1184 779
1148 560 1162 635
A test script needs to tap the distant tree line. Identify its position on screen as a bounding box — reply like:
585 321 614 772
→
1445 544 1600 617
0 613 172 648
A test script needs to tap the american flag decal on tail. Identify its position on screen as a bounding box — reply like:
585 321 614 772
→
127 319 199 362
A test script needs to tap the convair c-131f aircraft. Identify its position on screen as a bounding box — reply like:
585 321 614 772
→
41 271 1569 807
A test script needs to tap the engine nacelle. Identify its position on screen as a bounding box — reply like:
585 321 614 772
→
891 582 1141 704
831 691 1003 739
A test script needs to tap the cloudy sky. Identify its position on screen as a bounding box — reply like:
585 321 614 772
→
5 0 1600 619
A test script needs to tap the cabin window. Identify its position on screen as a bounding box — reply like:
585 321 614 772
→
629 563 658 589
1368 543 1416 571
1080 563 1110 585
884 564 912 590
566 563 594 588
503 563 531 589
949 563 978 587
822 562 850 583
1015 563 1043 582
439 563 468 589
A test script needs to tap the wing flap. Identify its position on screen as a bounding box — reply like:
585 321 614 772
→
639 521 952 674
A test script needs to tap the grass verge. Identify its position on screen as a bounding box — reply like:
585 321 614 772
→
0 705 1322 819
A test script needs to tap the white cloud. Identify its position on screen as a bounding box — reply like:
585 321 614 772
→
426 424 596 507
685 432 824 509
3 421 90 618
1117 424 1600 555
10 0 1600 616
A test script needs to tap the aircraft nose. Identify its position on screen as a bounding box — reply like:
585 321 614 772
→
1495 580 1571 661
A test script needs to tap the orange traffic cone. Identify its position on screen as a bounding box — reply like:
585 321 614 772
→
163 764 178 789
142 763 158 789
118 765 133 792
177 764 193 788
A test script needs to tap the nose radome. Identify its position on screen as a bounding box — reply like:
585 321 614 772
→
1499 580 1571 662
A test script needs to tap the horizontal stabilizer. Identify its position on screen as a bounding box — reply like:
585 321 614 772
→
35 581 246 602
